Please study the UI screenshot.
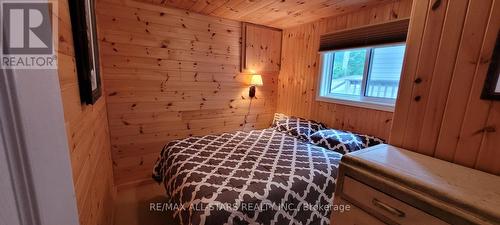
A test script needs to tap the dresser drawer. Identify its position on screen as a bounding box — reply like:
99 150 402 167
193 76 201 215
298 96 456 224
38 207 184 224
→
342 176 449 225
331 197 386 225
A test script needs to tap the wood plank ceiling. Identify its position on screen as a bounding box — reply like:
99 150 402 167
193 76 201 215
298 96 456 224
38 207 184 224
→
136 0 394 28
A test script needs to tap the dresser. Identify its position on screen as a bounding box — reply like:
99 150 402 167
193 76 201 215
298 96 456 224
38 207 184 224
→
330 144 500 225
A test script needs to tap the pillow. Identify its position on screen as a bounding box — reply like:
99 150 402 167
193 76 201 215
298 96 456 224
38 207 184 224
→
272 113 288 127
273 114 327 141
309 129 365 154
356 133 385 148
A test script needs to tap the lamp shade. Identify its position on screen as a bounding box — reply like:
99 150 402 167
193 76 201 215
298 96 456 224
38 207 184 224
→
250 74 263 86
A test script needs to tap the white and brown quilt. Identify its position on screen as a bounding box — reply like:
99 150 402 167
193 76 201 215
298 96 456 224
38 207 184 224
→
153 128 343 225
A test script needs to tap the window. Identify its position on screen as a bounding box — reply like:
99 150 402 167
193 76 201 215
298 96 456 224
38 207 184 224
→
317 43 406 111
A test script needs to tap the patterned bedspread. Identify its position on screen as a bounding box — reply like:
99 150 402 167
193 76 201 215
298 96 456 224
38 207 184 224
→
153 128 342 225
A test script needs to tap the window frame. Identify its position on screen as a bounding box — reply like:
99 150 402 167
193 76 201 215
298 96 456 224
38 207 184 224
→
316 42 406 112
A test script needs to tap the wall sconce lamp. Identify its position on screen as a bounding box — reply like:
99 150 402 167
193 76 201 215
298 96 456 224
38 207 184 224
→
249 74 263 98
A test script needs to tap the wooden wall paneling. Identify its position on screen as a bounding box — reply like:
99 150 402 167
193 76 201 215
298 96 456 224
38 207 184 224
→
390 0 431 146
96 0 279 185
277 0 413 141
435 0 494 163
399 0 449 153
56 0 115 225
462 0 500 173
100 30 241 56
416 0 470 155
476 103 500 174
391 0 474 153
390 0 500 175
242 23 282 73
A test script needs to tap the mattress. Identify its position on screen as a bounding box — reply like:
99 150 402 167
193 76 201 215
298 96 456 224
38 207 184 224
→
153 128 342 225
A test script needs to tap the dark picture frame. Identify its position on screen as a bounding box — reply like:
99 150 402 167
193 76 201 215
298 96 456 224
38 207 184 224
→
481 31 500 100
68 0 101 105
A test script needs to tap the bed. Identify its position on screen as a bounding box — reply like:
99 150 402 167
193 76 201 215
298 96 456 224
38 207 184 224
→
152 114 383 225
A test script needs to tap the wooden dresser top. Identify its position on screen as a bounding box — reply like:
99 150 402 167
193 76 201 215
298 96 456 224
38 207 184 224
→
341 144 500 224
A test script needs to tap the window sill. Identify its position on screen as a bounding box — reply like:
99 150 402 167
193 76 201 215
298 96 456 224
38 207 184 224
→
316 95 395 112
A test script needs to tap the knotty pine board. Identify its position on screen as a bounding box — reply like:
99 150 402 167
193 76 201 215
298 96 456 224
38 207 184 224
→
277 0 413 141
56 0 115 225
96 0 279 185
136 0 396 29
390 0 500 175
242 23 282 72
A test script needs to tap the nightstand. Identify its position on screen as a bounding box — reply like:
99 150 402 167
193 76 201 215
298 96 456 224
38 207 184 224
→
330 144 500 225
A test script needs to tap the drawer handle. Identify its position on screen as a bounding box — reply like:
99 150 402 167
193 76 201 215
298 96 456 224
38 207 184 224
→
372 198 406 218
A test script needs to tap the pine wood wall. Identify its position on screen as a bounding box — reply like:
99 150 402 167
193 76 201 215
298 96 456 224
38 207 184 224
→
277 0 413 140
390 0 500 175
95 0 280 185
57 0 115 225
242 23 282 73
